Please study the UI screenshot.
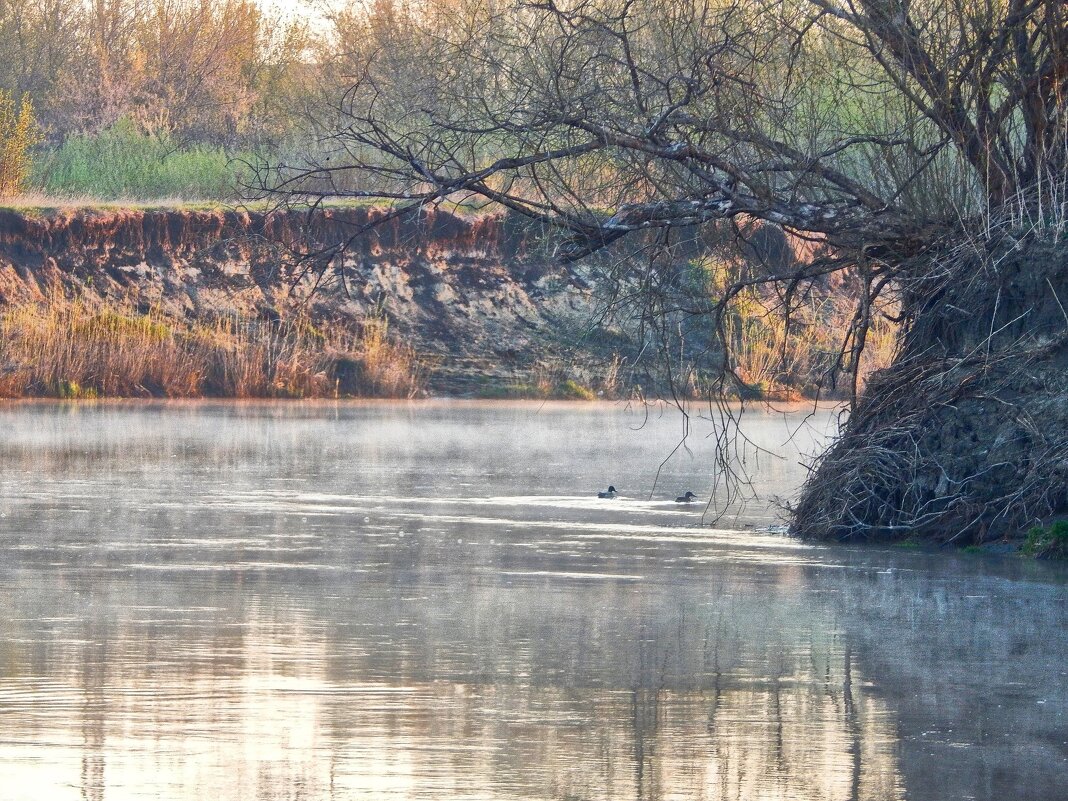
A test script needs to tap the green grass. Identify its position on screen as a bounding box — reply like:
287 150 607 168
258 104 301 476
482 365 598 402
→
474 382 525 399
31 119 252 201
0 192 498 217
0 195 231 213
26 120 510 209
55 379 98 400
558 379 597 400
472 376 598 400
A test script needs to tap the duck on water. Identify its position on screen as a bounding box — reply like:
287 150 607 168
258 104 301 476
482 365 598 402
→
675 491 698 503
597 486 618 498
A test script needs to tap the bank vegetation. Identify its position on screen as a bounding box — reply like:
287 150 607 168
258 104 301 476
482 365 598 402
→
0 295 424 399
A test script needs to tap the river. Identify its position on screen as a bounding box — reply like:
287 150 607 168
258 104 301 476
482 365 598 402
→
0 401 1064 800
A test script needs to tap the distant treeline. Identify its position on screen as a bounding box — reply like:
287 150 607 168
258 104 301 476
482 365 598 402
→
2 0 305 147
0 0 408 200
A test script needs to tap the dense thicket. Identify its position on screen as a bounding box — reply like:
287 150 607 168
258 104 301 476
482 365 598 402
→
0 0 316 197
0 0 306 146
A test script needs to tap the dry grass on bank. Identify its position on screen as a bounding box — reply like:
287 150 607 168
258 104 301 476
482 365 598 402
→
0 297 424 399
681 257 899 401
724 293 898 401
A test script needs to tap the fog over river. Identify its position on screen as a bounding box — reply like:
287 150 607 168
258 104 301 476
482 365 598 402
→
0 401 1063 800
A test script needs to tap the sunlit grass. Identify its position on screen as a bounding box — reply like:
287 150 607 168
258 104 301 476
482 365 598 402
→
0 296 424 399
30 119 251 201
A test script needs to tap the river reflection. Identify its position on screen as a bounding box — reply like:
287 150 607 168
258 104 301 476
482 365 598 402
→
0 401 1064 801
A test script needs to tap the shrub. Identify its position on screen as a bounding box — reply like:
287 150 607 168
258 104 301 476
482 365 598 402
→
1022 521 1068 559
0 91 42 196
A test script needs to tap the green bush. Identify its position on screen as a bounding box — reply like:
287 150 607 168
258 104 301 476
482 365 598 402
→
1022 520 1068 559
32 118 252 200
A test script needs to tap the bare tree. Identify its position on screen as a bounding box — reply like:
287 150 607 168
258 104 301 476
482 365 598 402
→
265 0 1068 545
0 0 307 148
0 0 80 109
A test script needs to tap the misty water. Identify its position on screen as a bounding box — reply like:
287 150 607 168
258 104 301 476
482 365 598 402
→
0 401 1064 801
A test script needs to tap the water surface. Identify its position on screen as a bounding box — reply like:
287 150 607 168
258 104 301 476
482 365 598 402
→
0 401 1064 800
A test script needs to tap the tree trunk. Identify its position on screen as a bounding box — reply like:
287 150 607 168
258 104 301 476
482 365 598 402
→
792 236 1068 543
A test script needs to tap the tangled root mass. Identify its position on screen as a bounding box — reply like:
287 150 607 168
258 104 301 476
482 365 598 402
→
793 236 1068 544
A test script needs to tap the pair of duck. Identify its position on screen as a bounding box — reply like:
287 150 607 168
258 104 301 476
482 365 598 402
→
597 486 699 503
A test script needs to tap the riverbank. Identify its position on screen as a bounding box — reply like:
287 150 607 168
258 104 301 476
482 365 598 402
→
0 203 891 401
0 203 610 399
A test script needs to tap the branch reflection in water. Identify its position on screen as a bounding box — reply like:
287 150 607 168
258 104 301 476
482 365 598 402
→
0 401 1062 801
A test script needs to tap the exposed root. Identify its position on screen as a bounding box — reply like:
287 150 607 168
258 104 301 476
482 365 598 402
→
793 234 1068 543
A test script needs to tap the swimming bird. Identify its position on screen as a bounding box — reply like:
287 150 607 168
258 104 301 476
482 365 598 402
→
675 491 698 503
597 485 618 498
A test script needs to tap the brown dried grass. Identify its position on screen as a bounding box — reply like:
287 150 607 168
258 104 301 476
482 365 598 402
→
0 296 424 399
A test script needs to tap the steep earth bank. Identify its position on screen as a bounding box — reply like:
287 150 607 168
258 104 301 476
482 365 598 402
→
0 205 618 396
0 204 866 400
